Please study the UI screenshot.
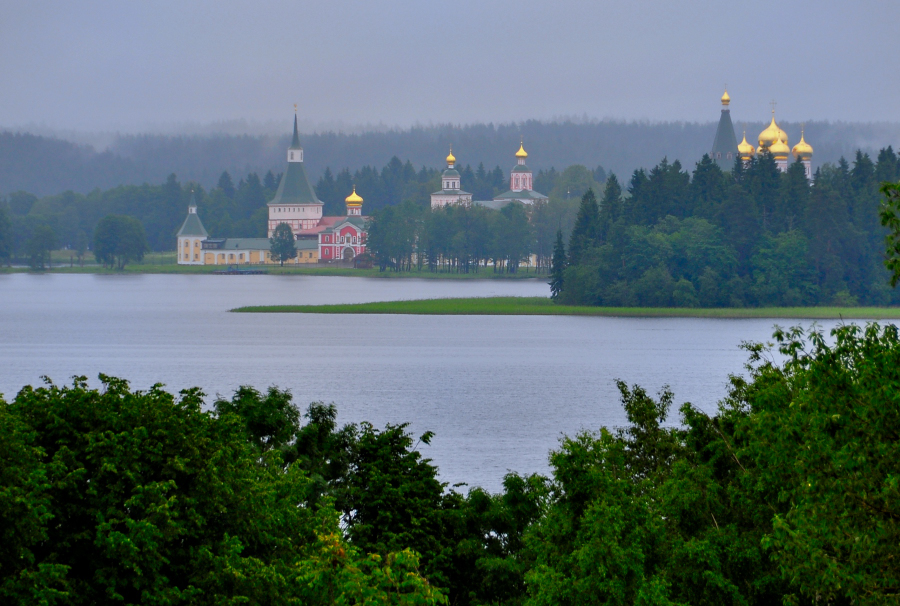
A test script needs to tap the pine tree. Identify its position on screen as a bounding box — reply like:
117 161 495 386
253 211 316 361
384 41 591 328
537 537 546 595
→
598 174 623 243
217 171 236 199
567 188 600 266
550 229 566 300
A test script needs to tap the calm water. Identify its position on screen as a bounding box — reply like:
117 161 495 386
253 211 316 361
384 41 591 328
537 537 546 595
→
0 273 839 491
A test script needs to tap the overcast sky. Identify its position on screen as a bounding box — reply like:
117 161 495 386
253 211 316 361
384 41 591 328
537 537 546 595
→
2 0 898 133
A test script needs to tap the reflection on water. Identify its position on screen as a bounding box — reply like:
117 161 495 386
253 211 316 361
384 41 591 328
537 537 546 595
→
0 273 837 491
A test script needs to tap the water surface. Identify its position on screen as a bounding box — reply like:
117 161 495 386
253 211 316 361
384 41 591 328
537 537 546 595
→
0 273 836 491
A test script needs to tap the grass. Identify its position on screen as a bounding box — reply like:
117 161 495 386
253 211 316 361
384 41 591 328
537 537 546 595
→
232 296 900 319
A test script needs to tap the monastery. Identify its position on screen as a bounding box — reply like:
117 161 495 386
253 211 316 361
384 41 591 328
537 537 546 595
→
177 113 368 266
710 89 814 179
430 141 548 210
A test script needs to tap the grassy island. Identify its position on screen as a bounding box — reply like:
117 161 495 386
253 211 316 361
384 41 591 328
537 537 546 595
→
232 296 900 319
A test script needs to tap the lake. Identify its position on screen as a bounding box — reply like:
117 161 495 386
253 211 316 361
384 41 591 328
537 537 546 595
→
0 273 840 492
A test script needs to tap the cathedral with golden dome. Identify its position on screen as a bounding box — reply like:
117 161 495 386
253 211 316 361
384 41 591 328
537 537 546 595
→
430 140 548 209
712 90 814 180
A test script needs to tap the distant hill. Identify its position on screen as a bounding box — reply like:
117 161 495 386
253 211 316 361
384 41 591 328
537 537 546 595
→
3 120 900 197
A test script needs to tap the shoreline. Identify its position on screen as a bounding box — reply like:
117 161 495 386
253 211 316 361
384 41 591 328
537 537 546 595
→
231 296 900 319
0 265 546 280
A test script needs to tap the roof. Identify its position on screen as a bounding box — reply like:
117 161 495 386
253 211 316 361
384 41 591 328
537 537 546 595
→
220 238 271 250
269 160 321 206
442 168 460 178
212 237 317 251
290 114 302 150
176 210 208 237
320 216 368 233
268 115 321 206
711 108 738 165
511 164 531 173
493 189 548 201
432 189 472 196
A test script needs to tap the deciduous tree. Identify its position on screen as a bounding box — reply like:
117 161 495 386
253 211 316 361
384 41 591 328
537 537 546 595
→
92 215 148 269
269 222 297 266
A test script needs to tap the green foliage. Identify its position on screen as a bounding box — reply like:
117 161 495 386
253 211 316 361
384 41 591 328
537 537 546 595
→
745 324 900 605
879 180 900 286
0 377 446 606
549 230 566 299
567 189 600 265
26 225 58 270
559 149 900 307
214 385 301 457
548 165 603 203
73 230 88 267
368 202 537 274
0 201 11 264
269 222 297 266
92 215 148 269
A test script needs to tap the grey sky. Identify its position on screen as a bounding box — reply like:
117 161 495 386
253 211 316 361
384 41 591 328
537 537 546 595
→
2 0 898 133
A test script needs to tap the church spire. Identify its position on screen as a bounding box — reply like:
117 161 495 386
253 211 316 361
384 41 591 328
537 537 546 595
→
711 88 738 167
290 105 302 151
288 107 303 162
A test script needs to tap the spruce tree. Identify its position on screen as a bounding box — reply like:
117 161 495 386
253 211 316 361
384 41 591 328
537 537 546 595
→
550 229 566 300
217 171 236 199
598 174 623 243
567 188 600 266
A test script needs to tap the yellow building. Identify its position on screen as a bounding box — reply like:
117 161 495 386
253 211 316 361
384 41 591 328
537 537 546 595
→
175 193 207 265
176 202 320 266
200 237 319 265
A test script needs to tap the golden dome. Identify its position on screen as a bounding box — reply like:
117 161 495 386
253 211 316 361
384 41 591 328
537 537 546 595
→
446 146 456 165
792 130 813 160
770 136 790 159
758 114 782 149
737 131 755 158
721 88 730 106
345 186 363 205
777 126 788 146
515 141 528 158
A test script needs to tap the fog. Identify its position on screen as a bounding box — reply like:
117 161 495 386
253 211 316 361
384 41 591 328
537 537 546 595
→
1 1 898 134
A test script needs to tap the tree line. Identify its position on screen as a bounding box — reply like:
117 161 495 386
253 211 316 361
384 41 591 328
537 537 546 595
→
2 320 898 605
0 156 603 265
552 147 900 307
4 121 899 197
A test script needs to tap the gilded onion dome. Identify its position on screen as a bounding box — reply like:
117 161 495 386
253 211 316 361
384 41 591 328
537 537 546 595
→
792 129 813 160
737 131 755 159
777 125 788 146
516 142 528 158
770 136 790 159
345 186 363 206
721 88 730 106
758 114 782 149
446 146 456 165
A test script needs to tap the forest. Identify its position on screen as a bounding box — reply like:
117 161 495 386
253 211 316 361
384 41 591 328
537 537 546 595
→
3 119 899 197
1 322 897 605
551 148 900 306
